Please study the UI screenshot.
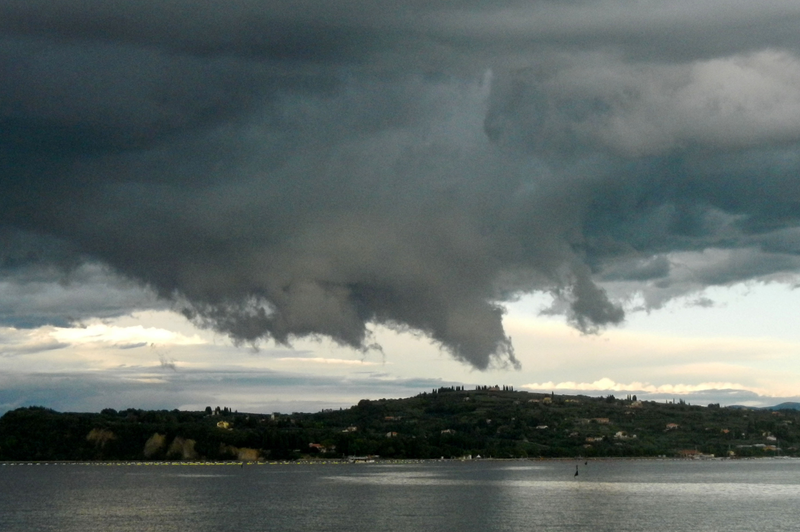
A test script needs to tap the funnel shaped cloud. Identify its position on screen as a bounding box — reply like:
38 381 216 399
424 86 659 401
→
3 1 800 368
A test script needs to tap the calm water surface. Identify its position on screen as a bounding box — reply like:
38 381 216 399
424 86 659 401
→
1 459 799 531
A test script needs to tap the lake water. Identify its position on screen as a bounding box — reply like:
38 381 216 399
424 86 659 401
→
1 459 799 531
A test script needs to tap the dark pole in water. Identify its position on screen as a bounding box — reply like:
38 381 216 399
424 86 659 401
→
574 465 579 477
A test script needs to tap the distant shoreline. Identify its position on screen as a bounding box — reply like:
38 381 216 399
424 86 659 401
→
3 456 797 466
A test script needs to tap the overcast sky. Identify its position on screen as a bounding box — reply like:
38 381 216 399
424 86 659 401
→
2 1 800 414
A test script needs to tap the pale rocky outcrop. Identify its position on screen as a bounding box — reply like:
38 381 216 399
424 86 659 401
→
143 433 167 458
86 428 116 448
167 437 199 460
219 443 261 461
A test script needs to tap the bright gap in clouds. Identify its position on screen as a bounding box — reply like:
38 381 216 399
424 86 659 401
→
49 322 205 347
507 283 800 405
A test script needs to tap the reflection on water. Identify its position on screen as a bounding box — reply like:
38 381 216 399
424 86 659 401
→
171 474 236 478
1 460 799 532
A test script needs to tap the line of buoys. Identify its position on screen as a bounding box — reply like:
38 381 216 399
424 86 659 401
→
1 458 441 466
0 460 357 466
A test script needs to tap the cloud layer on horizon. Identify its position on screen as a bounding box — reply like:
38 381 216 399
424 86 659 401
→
3 1 800 369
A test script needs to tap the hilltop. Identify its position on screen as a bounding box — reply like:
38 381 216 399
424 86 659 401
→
768 402 800 411
1 388 798 461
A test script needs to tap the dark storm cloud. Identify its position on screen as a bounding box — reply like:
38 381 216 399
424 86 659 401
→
0 230 164 328
4 1 800 368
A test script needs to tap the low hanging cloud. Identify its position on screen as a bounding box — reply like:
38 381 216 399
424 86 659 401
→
521 378 797 407
523 378 758 396
3 1 800 369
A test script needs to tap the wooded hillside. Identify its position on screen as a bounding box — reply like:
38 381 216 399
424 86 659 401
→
1 389 797 460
